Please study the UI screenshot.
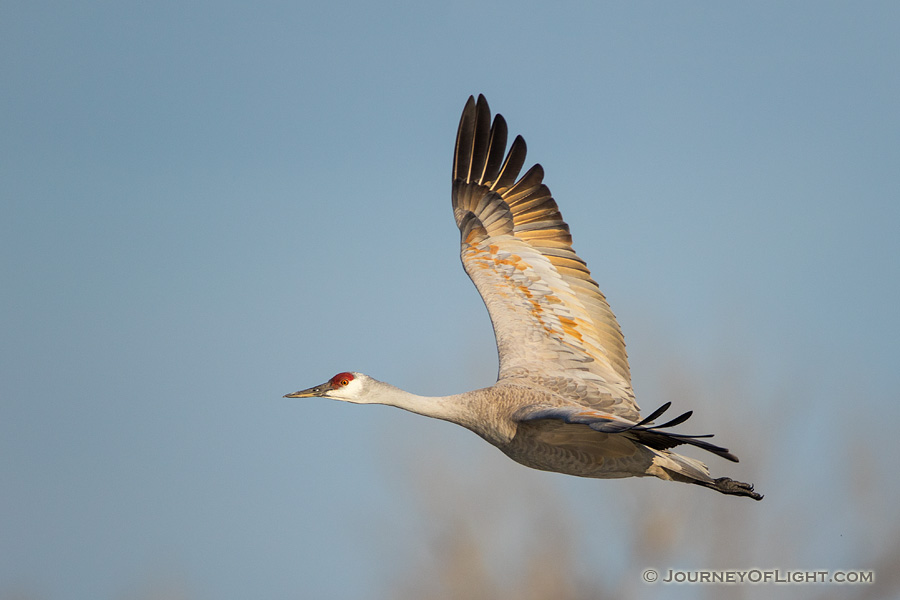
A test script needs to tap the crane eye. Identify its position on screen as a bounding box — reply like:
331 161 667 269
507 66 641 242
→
330 372 355 388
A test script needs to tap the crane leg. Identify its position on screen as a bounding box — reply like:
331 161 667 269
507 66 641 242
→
699 476 763 500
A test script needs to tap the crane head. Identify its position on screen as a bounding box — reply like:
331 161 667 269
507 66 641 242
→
283 372 366 402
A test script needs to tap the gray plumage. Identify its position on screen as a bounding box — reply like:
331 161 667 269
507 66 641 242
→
286 95 761 500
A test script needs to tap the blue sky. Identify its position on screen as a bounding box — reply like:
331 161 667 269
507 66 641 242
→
3 2 899 599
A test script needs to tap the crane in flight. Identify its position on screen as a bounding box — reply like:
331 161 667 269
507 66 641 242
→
286 95 762 500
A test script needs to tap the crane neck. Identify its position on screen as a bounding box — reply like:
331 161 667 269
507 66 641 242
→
368 380 468 425
362 378 513 444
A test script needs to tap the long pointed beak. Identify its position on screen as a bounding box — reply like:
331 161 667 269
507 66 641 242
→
283 383 327 398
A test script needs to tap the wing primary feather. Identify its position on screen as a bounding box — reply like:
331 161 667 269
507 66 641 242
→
503 164 546 201
470 95 492 184
631 429 739 462
492 135 527 192
652 410 694 430
453 96 477 182
620 403 695 432
481 115 508 185
634 402 671 427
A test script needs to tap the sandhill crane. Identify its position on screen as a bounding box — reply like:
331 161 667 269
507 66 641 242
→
286 95 762 500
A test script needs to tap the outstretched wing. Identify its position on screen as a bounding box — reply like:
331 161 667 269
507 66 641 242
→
452 95 639 420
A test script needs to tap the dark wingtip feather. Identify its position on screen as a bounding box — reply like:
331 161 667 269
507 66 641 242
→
453 96 478 181
655 410 693 429
634 429 740 462
635 402 671 427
